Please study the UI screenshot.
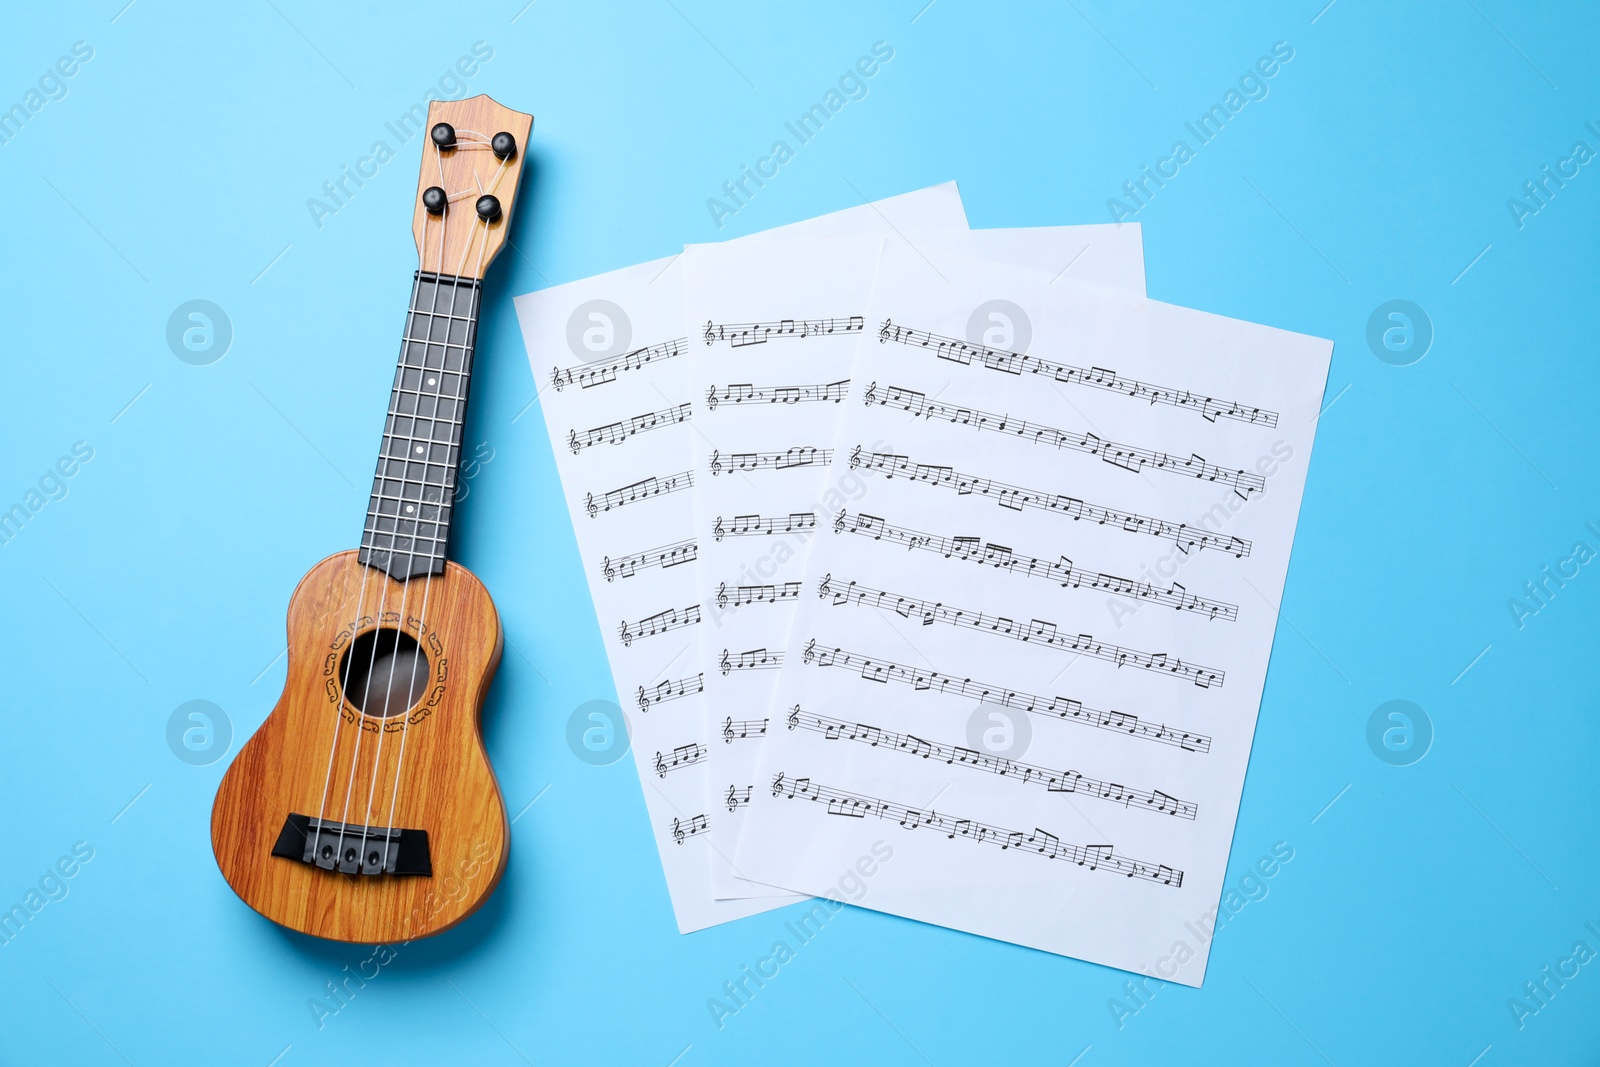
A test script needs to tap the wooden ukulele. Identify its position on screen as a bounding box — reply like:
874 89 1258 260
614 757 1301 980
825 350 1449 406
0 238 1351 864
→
211 95 533 943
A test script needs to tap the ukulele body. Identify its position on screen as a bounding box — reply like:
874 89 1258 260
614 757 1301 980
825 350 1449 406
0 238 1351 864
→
211 550 507 943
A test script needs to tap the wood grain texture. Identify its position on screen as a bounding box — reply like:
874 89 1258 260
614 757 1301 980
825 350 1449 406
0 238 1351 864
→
211 551 506 943
410 94 534 280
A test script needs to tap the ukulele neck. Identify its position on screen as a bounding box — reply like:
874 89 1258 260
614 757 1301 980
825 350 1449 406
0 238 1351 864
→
358 270 483 580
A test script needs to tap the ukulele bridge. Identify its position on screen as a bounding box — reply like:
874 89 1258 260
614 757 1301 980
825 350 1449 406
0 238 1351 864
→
271 813 432 876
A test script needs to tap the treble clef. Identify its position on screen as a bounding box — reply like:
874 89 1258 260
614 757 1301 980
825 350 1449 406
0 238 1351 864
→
703 320 716 345
706 383 719 410
833 511 846 534
863 381 877 406
637 686 649 712
725 786 738 812
719 649 731 676
585 493 598 519
787 705 800 730
817 575 831 599
848 444 861 469
710 450 722 476
878 319 891 343
551 366 566 391
672 817 686 845
618 620 633 647
713 516 725 542
722 716 734 742
655 752 667 778
567 429 581 454
716 582 728 609
803 637 817 663
771 772 786 796
602 556 615 582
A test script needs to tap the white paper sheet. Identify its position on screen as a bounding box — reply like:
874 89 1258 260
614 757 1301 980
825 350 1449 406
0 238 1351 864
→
731 238 1331 981
511 184 967 932
682 225 1147 897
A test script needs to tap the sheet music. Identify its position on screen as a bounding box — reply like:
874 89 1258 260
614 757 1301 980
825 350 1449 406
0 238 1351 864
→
684 226 1147 897
512 184 967 932
732 238 1331 981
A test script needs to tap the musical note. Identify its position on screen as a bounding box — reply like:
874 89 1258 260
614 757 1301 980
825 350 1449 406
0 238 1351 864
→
655 742 708 778
800 642 1212 752
877 318 1279 427
770 774 1183 886
814 576 1225 687
834 511 1238 620
618 603 702 647
550 336 688 392
715 581 803 609
567 402 691 453
711 512 817 539
725 785 754 811
704 379 850 409
722 716 769 743
786 706 1197 819
602 538 697 583
636 673 705 712
702 316 865 347
719 648 784 675
848 447 1251 557
586 470 694 517
866 383 1267 497
669 814 710 845
709 447 833 475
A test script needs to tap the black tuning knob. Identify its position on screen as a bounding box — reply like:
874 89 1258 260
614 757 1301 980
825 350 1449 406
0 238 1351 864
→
421 186 448 216
475 194 501 222
430 122 456 150
491 131 517 160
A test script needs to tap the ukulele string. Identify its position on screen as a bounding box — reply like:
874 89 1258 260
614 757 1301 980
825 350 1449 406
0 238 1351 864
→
374 140 504 854
311 540 377 839
337 132 477 866
382 177 499 842
353 134 466 865
352 202 449 866
311 241 411 843
309 123 506 874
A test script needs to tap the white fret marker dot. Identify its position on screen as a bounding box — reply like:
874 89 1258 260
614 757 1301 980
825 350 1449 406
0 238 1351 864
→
414 445 424 454
427 377 437 386
405 505 415 514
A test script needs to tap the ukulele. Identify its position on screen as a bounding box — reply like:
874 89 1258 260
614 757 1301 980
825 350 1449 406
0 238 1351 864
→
211 95 533 943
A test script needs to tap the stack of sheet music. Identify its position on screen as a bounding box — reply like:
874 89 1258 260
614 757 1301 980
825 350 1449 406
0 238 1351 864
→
513 182 1331 985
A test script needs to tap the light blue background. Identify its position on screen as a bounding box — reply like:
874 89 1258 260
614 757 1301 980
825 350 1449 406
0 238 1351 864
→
2 1 1596 1063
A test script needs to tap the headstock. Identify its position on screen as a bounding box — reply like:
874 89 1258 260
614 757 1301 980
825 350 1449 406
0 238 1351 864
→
410 95 534 280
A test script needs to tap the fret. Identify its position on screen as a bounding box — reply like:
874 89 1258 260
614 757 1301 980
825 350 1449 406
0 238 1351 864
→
359 270 483 580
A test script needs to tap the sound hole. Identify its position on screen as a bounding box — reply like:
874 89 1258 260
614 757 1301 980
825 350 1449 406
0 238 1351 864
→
340 628 431 718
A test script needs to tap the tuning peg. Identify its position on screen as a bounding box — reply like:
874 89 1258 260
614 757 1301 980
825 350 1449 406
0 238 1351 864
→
491 131 517 160
421 186 447 215
430 122 456 150
475 194 501 222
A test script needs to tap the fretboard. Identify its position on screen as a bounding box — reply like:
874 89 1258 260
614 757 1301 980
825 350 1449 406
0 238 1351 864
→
359 271 482 580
